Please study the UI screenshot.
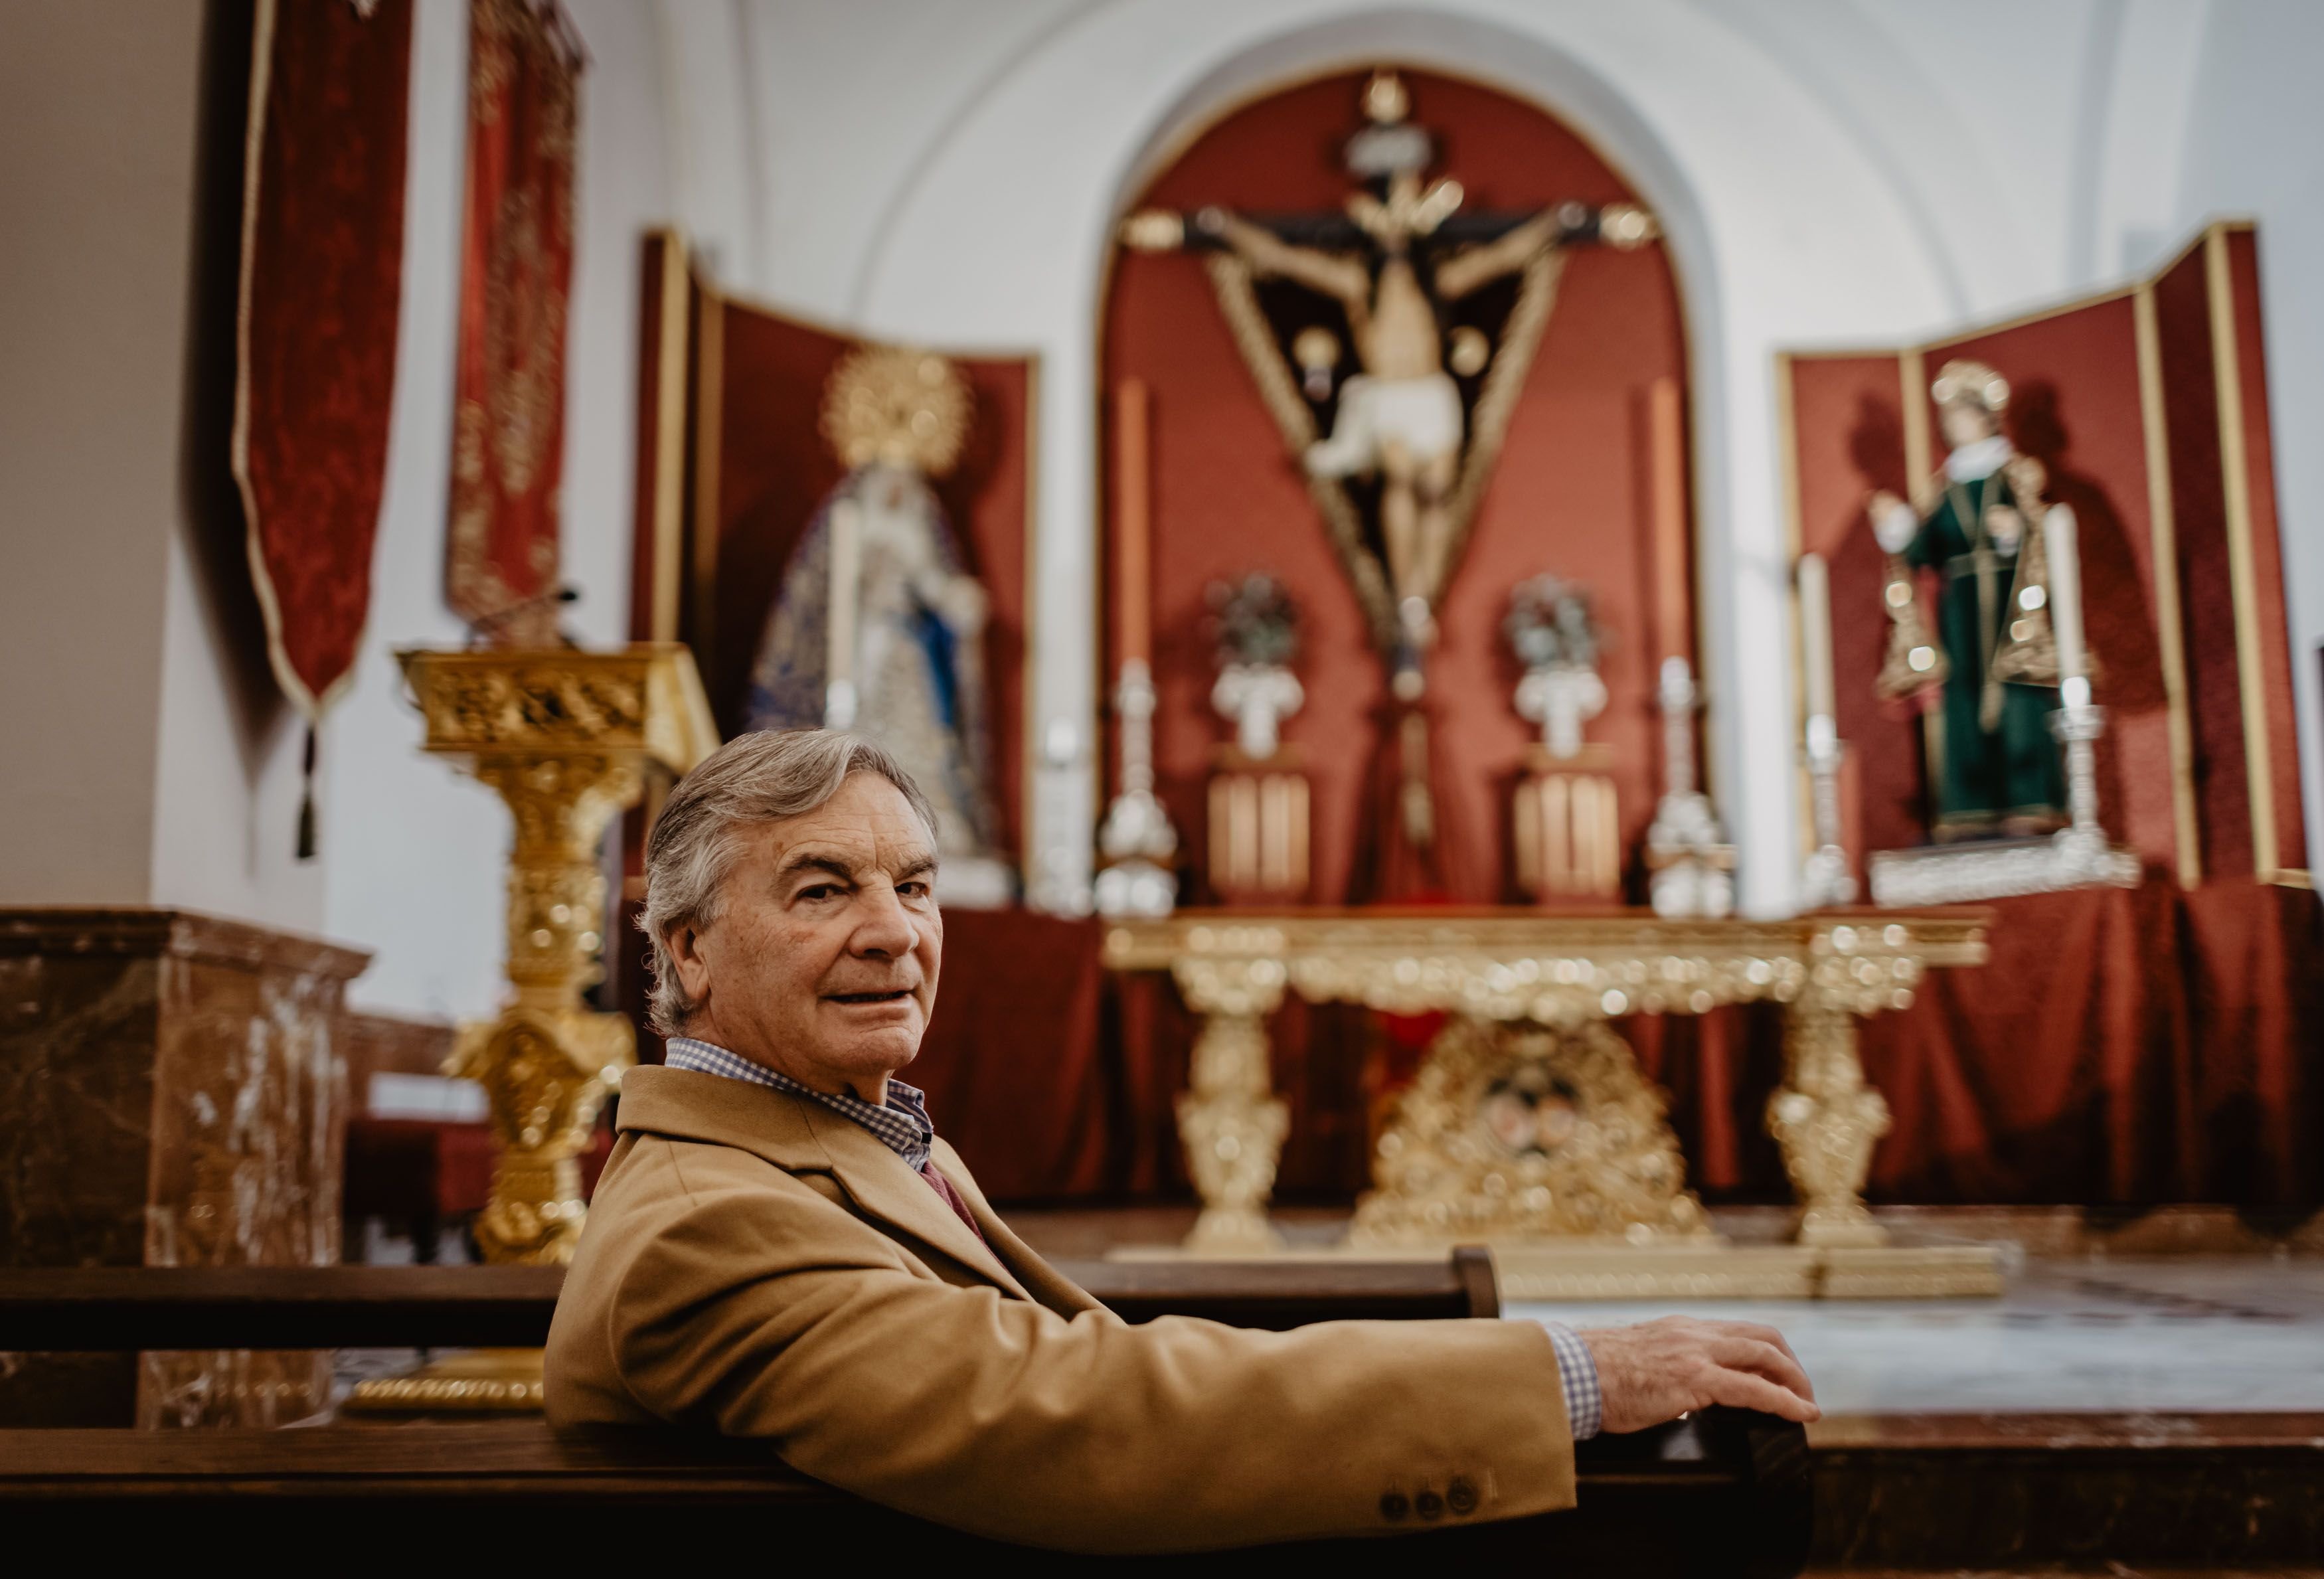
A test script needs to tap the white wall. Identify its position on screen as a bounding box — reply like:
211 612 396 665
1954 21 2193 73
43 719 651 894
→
0 1 202 906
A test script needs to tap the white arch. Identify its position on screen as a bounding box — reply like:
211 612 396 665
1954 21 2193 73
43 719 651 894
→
826 0 1963 912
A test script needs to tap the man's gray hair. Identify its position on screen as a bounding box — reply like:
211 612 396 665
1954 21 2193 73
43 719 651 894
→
638 728 937 1036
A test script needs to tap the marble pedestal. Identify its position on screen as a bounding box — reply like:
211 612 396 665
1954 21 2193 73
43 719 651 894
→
0 909 367 1426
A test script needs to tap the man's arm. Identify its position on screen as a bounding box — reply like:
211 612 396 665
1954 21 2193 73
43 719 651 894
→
590 1181 1577 1553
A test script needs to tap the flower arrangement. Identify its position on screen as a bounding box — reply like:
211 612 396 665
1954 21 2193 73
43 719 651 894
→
1206 573 1300 669
1504 574 1601 671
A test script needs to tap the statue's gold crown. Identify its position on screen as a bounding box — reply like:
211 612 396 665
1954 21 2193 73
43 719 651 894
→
1930 358 2009 414
821 345 972 475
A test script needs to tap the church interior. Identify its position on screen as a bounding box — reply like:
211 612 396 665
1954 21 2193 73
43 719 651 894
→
4 0 2323 1567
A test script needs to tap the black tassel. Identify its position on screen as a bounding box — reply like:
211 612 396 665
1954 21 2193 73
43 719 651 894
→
295 723 318 861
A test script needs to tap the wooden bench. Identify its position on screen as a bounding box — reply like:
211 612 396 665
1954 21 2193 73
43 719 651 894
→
0 1257 1808 1572
0 1252 1497 1349
0 1412 1807 1569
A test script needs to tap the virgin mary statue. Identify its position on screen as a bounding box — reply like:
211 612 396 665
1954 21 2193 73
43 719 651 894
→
746 347 1015 908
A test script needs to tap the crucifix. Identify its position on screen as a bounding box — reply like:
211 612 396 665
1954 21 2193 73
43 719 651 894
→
1119 68 1658 861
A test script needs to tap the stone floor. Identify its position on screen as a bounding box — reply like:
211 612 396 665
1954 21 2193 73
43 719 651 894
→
1511 1256 2324 1417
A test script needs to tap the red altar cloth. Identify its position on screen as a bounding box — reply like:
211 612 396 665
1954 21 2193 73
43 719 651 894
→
1861 878 2323 1206
912 884 2321 1208
911 910 1114 1199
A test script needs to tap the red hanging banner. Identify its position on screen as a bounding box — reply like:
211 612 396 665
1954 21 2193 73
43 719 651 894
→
448 0 585 646
233 0 413 716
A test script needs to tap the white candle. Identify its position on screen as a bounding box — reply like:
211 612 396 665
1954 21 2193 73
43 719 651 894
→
1650 378 1690 663
826 497 861 729
2044 504 2087 699
1798 551 1835 724
1114 379 1152 668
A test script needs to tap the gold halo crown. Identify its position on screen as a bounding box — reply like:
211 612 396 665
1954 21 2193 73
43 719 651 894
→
1930 358 2009 414
821 345 972 475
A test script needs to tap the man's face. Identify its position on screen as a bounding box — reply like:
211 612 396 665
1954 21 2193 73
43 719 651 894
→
671 772 942 1100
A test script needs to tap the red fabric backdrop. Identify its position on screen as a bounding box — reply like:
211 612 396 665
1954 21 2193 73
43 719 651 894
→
446 0 582 642
233 0 411 714
1103 70 1694 904
695 299 1033 859
2153 228 2310 878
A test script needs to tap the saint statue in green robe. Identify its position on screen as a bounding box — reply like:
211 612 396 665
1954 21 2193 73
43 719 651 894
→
1867 359 2071 841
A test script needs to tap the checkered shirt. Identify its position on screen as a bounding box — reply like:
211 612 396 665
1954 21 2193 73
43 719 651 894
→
662 1039 1602 1438
1541 1322 1603 1440
663 1037 934 1173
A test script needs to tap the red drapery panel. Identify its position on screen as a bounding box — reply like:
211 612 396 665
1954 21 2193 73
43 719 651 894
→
233 0 411 714
447 0 583 643
1103 70 1694 904
2217 231 2309 871
2152 228 2310 879
1784 353 1923 859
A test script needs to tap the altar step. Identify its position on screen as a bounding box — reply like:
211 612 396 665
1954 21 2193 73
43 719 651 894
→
1110 1238 2012 1299
1807 1412 2324 1571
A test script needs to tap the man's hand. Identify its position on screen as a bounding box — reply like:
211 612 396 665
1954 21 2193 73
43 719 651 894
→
1578 1316 1820 1434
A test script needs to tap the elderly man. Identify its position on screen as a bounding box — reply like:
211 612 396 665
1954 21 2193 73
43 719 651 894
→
546 729 1817 1553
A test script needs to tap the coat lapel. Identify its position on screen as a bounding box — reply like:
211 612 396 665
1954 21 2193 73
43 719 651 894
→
789 1100 1037 1302
616 1066 1035 1301
932 1137 1103 1319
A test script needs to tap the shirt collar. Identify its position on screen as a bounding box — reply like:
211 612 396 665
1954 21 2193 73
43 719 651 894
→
662 1036 934 1172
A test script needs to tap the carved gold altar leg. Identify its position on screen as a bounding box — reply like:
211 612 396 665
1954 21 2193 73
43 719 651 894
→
1173 958 1289 1254
1768 997 1892 1248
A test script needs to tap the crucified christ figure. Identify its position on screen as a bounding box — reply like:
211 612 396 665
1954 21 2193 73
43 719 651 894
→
1123 70 1657 630
1195 195 1581 616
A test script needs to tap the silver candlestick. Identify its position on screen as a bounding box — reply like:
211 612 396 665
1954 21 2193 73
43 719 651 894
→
1799 713 1857 908
1094 659 1179 917
2047 680 2137 884
1645 657 1736 918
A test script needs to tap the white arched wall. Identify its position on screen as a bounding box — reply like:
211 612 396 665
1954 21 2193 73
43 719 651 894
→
764 0 1959 914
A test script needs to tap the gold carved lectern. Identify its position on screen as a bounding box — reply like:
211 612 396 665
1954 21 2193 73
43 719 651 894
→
349 644 715 1411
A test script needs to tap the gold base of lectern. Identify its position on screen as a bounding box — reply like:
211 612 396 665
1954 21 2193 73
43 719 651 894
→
343 1348 545 1414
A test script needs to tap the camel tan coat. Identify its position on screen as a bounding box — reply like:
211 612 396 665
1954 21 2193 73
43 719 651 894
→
545 1066 1576 1552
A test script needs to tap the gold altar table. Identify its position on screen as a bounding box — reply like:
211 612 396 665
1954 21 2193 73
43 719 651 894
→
1102 908 2002 1298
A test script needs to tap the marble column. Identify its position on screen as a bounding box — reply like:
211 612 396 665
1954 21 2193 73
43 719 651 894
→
0 908 367 1426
